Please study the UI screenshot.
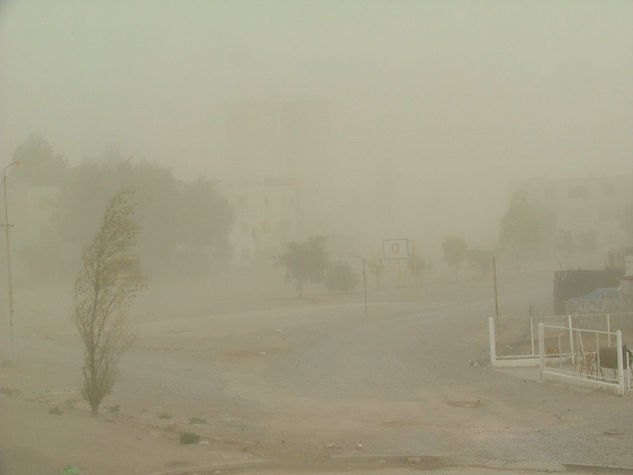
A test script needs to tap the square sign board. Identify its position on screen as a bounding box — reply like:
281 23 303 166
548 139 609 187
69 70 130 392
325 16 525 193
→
383 239 409 260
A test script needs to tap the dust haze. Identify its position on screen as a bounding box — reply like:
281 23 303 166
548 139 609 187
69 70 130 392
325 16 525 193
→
1 1 633 474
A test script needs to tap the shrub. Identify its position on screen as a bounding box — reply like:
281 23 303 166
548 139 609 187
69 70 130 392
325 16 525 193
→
324 261 359 294
180 432 201 445
188 416 207 424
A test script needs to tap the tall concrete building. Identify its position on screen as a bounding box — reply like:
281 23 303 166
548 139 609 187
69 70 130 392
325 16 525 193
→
223 101 334 264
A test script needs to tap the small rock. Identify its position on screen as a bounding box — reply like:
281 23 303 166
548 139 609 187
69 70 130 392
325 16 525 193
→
356 443 363 450
260 351 267 356
324 442 339 449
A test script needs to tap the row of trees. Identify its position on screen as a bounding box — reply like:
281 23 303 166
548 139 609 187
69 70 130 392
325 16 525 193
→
11 135 233 281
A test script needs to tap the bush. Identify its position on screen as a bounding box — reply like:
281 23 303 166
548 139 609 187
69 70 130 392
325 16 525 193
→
324 261 359 294
188 416 207 424
180 432 201 445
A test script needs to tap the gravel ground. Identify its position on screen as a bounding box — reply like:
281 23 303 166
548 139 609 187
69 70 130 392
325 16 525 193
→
2 269 633 473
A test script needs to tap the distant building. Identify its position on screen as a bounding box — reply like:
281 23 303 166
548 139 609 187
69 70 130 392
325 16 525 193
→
224 101 332 183
222 101 334 265
221 179 301 265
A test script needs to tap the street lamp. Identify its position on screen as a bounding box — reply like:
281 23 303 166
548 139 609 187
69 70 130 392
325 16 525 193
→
2 160 19 363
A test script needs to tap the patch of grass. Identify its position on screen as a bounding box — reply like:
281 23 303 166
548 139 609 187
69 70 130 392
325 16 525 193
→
108 404 120 414
158 412 171 419
63 398 77 410
188 416 207 425
179 432 201 445
0 387 21 397
48 406 63 415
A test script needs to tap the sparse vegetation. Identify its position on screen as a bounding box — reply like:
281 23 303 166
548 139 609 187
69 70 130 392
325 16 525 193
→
108 404 120 414
73 189 143 416
188 416 207 424
159 412 172 419
179 432 201 445
0 387 21 397
48 406 63 415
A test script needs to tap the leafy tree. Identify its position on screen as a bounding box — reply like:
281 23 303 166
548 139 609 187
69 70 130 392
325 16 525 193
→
442 235 467 279
73 189 143 415
277 236 328 297
12 134 67 186
324 261 359 293
54 158 233 278
499 193 555 261
466 248 493 279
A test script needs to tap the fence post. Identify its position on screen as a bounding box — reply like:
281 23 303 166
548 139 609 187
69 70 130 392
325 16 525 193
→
568 315 575 365
617 330 624 396
538 323 545 378
488 317 496 365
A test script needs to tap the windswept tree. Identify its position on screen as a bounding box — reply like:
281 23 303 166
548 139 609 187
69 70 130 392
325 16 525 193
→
73 189 143 415
442 235 467 280
277 236 328 297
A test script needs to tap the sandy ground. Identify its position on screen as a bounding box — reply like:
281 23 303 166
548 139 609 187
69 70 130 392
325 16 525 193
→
2 269 633 474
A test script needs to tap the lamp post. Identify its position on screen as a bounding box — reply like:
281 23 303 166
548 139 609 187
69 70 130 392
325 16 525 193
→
2 160 19 362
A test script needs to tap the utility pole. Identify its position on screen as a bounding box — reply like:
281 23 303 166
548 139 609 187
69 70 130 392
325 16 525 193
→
362 258 367 318
2 161 18 363
493 255 500 323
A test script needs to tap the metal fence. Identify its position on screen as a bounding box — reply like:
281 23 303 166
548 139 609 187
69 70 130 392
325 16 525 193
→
538 323 631 396
488 313 633 368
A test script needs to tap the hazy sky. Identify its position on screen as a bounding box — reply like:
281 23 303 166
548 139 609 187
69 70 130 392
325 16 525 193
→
1 0 632 246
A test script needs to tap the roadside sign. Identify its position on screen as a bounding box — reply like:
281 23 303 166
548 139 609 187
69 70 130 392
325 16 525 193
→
383 239 409 260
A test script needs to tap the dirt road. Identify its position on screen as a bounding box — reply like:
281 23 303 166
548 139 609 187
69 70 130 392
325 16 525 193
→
2 271 633 473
